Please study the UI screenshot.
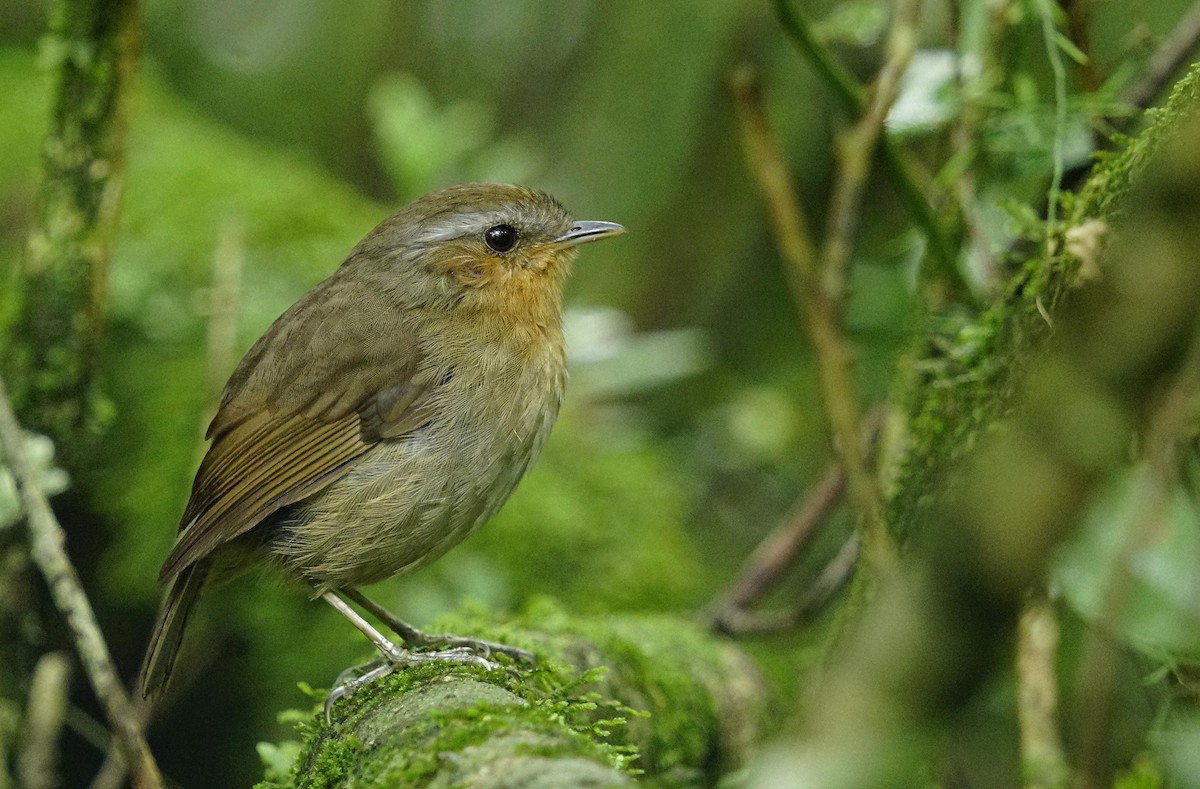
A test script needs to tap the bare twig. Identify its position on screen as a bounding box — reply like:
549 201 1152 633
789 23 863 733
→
1121 1 1200 113
713 537 860 636
1017 597 1069 789
819 0 917 572
718 463 844 612
731 0 920 574
709 465 844 632
732 67 896 576
771 0 864 111
0 374 162 789
18 652 72 789
89 748 130 789
731 69 819 285
795 536 860 622
732 64 898 575
66 706 112 753
772 0 964 293
822 0 920 302
709 408 885 630
204 217 246 412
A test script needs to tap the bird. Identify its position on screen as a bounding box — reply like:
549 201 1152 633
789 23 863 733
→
138 182 624 706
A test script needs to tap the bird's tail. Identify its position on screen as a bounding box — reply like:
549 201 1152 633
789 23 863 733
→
137 560 209 704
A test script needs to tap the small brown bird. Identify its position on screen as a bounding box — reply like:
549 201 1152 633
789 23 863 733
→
139 183 623 704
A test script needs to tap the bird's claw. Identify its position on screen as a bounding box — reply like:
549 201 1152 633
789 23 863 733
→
424 635 535 665
324 662 394 724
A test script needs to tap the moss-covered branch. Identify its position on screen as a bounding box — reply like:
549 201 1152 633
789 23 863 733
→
265 608 765 788
6 0 140 447
884 62 1200 542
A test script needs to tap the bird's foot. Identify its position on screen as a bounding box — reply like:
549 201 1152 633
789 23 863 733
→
324 660 393 723
402 630 536 665
323 645 504 723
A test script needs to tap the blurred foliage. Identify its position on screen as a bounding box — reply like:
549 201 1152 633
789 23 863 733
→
1057 471 1200 659
0 0 1199 786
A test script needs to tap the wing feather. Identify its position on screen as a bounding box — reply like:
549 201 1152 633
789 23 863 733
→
158 273 430 583
160 413 369 580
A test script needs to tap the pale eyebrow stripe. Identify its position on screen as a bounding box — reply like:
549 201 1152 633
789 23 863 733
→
412 211 511 244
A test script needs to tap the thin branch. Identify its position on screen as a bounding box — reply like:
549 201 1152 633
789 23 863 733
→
793 536 860 624
732 66 898 575
822 0 920 302
67 705 114 752
825 0 921 564
713 537 860 636
708 408 884 630
0 374 162 789
1017 597 1069 789
772 0 965 294
714 462 844 615
771 0 865 112
204 217 246 412
817 0 918 572
1121 1 1200 113
731 69 820 288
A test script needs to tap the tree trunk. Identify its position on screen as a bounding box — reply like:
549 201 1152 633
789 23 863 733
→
7 0 141 450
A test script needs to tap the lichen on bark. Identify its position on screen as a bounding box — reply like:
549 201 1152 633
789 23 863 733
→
6 0 140 448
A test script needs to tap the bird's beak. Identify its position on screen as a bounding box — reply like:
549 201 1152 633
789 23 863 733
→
553 220 626 248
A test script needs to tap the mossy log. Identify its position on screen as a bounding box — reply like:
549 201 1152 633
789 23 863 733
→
266 609 765 788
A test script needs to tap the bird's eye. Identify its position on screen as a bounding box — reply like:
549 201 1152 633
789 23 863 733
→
484 224 519 253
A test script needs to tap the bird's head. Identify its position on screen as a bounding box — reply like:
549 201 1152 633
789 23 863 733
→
354 183 623 323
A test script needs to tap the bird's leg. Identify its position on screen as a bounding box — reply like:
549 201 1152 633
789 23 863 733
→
320 591 501 722
341 587 536 664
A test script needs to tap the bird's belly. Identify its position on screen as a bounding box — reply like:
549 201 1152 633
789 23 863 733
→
269 391 556 592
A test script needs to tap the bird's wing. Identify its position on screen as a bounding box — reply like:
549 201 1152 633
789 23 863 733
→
158 276 432 582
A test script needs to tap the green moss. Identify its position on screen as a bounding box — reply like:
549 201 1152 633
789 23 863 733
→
1073 64 1200 222
285 663 628 787
887 254 1061 541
